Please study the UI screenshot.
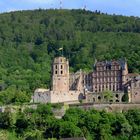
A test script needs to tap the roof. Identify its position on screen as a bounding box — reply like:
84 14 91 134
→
118 59 126 70
94 58 127 70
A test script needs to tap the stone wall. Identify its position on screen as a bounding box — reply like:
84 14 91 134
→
50 91 83 103
86 92 124 103
33 89 84 104
70 103 140 112
33 88 51 103
131 78 140 103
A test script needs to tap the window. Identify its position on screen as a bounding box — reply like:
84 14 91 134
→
113 85 115 91
55 65 57 69
100 72 102 76
116 94 119 98
98 96 101 100
109 85 111 90
116 100 119 102
61 65 63 69
55 71 57 74
61 71 63 74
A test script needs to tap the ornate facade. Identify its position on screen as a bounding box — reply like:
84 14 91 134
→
91 60 128 93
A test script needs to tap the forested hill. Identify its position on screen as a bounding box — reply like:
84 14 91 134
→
0 9 140 104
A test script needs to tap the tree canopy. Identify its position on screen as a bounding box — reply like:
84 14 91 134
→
1 104 140 140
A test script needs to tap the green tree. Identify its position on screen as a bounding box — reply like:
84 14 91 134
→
0 112 13 129
59 121 82 138
103 90 113 103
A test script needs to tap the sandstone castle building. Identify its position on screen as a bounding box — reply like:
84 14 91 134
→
32 56 140 104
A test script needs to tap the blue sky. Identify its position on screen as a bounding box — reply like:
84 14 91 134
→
0 0 140 17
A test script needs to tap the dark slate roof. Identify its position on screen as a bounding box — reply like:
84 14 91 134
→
118 58 126 70
94 58 127 70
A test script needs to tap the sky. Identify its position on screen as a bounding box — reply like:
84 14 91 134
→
0 0 140 17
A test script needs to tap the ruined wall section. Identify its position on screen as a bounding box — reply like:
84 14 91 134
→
33 89 51 103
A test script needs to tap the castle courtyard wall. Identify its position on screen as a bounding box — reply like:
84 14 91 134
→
33 90 83 103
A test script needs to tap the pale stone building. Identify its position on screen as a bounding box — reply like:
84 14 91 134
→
33 57 84 103
92 59 128 93
32 56 140 104
127 76 140 103
85 59 128 103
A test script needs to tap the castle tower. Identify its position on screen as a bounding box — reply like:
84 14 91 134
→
52 57 69 92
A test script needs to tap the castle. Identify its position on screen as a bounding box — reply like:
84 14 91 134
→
32 56 140 104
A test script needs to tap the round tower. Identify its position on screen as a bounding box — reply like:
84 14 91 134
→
52 57 69 92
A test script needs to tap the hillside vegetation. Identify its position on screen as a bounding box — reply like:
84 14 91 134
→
1 105 140 140
0 9 140 104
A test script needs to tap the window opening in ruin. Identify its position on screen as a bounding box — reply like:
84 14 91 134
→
55 65 57 69
116 94 119 98
116 99 119 102
61 71 63 74
98 96 101 100
109 85 111 90
113 85 115 91
55 71 57 74
61 65 63 69
109 100 113 103
117 85 120 91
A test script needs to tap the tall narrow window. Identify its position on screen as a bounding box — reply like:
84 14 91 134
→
61 65 63 69
61 71 63 74
55 65 57 69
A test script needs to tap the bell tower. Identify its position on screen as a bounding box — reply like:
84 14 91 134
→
52 57 69 92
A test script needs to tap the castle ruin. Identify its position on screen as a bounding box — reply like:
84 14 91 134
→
32 56 140 104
